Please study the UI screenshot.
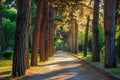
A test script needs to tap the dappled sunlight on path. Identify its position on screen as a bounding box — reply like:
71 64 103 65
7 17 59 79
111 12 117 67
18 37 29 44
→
23 51 111 80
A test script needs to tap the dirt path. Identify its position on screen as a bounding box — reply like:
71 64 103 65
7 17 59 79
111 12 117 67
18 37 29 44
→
21 51 111 80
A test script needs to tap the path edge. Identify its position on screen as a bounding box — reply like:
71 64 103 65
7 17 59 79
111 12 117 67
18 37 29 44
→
71 54 120 80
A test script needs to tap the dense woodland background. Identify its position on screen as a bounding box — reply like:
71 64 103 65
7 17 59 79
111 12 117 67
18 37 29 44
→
0 0 120 77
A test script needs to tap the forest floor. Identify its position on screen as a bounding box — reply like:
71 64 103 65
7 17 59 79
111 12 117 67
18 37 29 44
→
0 51 111 80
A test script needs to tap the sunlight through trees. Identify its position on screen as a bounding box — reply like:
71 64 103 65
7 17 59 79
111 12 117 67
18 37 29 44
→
0 0 119 78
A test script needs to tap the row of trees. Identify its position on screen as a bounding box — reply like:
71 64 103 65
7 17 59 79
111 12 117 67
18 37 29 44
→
12 0 55 76
91 0 118 67
83 0 117 67
54 0 118 68
0 0 119 77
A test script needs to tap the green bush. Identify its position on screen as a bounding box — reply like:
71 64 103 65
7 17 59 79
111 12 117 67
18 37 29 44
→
1 51 13 59
100 46 105 54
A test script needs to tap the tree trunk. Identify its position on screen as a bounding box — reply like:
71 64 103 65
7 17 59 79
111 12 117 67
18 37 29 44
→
25 0 32 69
66 29 72 51
104 0 117 68
39 28 46 62
31 0 43 66
74 19 78 54
12 0 29 76
84 16 90 57
70 15 75 53
0 4 6 52
92 0 100 62
39 4 46 62
51 29 54 56
49 1 54 56
39 0 47 62
40 0 49 61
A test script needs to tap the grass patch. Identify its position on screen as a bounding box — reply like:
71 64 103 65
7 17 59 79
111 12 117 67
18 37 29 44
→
0 59 12 72
76 52 120 75
110 70 120 75
76 52 92 62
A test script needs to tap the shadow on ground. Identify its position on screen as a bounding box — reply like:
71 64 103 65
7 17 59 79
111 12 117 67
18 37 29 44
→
0 51 111 80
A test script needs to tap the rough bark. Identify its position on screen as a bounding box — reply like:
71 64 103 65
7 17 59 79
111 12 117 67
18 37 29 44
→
92 0 100 62
84 16 90 57
31 0 43 66
104 0 117 68
12 0 29 76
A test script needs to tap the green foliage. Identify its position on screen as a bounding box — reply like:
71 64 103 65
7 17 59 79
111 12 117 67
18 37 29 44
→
0 51 13 59
78 25 92 52
110 70 120 75
99 25 105 54
3 0 14 6
76 52 92 61
54 38 64 50
0 4 17 48
2 18 16 46
2 4 17 21
115 25 120 57
116 9 120 15
31 2 37 25
54 24 69 50
116 25 120 39
78 32 84 52
100 46 105 54
99 25 105 49
54 16 63 22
